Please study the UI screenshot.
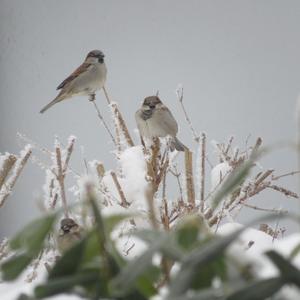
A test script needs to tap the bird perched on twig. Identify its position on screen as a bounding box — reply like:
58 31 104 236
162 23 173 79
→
40 50 107 113
135 96 186 151
56 218 82 254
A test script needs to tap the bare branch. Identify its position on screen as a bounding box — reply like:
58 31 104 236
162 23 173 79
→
91 99 117 146
176 85 199 142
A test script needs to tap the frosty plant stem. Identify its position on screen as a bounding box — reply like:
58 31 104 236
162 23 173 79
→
0 145 32 207
103 86 134 148
0 154 17 190
90 99 117 146
199 133 206 212
54 137 76 218
185 149 195 208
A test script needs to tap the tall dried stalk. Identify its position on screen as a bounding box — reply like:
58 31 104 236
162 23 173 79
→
0 154 17 190
0 146 32 207
53 137 76 217
185 149 195 208
199 133 206 212
103 86 134 148
111 171 129 207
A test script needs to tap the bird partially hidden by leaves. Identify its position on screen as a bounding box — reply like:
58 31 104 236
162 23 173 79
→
135 96 187 151
56 218 83 254
40 50 107 113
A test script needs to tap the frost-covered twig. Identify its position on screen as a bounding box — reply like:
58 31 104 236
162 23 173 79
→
176 85 199 142
0 154 17 190
242 203 288 214
91 99 117 146
199 133 206 212
267 184 298 198
184 150 195 208
110 171 129 207
272 170 300 181
103 86 134 148
55 142 69 217
0 145 32 207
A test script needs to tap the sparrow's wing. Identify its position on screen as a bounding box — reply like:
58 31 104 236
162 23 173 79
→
157 107 178 136
56 62 92 90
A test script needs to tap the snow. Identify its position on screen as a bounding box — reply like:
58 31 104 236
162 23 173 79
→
218 222 300 299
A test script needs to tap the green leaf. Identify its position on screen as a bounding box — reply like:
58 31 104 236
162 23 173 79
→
227 277 284 300
266 250 300 287
133 230 184 261
171 288 226 300
290 243 300 259
49 234 88 279
111 232 172 296
17 294 36 300
35 271 99 298
168 213 289 297
175 215 204 251
1 254 32 281
10 214 56 254
104 213 134 234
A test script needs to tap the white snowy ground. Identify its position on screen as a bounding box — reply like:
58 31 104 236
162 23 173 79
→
1 222 299 300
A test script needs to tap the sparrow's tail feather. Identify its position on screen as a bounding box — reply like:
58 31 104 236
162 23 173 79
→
170 137 187 152
40 95 64 114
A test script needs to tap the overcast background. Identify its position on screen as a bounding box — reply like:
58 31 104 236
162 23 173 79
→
1 0 300 237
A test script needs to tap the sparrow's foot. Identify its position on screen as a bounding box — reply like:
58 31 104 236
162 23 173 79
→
89 94 96 102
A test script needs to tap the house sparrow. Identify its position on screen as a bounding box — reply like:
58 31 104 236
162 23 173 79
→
56 218 82 254
40 50 107 113
135 96 186 151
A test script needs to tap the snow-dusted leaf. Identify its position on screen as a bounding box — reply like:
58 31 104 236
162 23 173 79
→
10 214 56 253
35 271 99 298
265 250 300 286
1 254 32 281
226 277 284 300
104 213 135 234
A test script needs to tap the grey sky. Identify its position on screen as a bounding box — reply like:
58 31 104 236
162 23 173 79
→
0 0 300 237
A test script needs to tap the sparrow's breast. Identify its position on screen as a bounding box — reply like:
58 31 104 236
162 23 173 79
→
70 63 107 94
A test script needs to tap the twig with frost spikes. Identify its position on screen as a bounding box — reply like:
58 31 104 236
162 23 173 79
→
111 171 130 207
252 137 262 154
170 165 184 203
185 149 195 208
254 169 274 186
17 132 52 155
90 98 117 146
0 146 32 207
18 132 80 176
176 85 200 142
161 170 170 230
242 203 288 214
267 184 299 198
55 143 69 218
0 154 17 190
272 170 300 181
0 238 9 261
62 136 76 174
199 133 206 212
103 86 134 147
